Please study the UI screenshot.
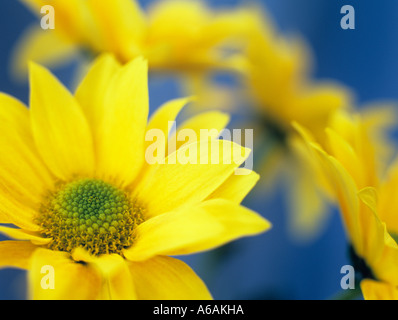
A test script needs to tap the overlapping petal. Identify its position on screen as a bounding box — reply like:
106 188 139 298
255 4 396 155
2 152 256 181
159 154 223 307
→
0 241 37 270
127 256 212 300
29 62 95 180
361 279 398 300
134 139 251 217
0 93 53 229
72 248 136 300
0 226 50 245
124 199 270 261
94 57 148 186
29 248 102 300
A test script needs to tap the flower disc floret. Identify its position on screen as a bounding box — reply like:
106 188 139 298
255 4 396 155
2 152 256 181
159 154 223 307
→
37 178 144 255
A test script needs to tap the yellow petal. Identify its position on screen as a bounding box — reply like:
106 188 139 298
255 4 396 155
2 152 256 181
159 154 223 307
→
285 159 329 241
0 241 37 270
358 188 398 284
369 224 398 285
289 83 351 140
29 62 95 180
358 187 378 215
198 198 271 247
325 127 366 189
311 144 365 255
124 199 270 261
146 97 192 151
361 279 398 300
142 97 192 172
0 192 40 231
328 112 378 187
28 248 102 300
292 123 334 198
168 111 230 154
0 212 11 225
360 104 397 172
93 255 136 300
128 256 212 300
72 248 135 300
284 135 332 241
0 93 53 197
0 93 53 230
0 226 50 245
95 57 149 186
201 8 261 48
124 205 221 261
377 160 398 234
358 188 390 264
207 168 259 204
75 54 121 158
135 139 251 217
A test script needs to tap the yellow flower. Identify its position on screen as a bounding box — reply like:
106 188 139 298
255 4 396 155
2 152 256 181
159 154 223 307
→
14 0 253 76
236 9 353 241
0 54 270 300
236 7 395 244
299 110 398 298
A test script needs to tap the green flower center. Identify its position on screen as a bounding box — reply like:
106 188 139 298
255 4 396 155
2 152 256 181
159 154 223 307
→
37 178 144 256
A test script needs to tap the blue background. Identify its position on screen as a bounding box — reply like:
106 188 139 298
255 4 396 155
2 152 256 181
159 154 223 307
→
1 0 397 300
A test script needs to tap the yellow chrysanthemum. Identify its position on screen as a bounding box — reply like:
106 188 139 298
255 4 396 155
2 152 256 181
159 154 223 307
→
14 0 253 76
234 9 353 241
299 110 398 299
0 54 270 300
235 8 395 244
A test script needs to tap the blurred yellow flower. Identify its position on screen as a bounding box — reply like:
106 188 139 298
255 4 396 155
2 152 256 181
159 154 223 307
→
0 54 270 300
14 0 253 76
236 9 353 241
300 110 398 298
244 11 350 145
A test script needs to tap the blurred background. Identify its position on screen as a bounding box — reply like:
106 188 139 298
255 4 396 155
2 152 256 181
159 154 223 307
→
1 0 398 300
